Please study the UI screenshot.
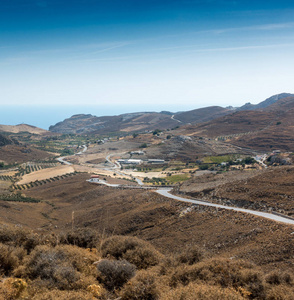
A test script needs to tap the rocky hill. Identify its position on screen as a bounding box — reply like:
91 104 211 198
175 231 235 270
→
49 107 233 135
48 93 294 135
184 96 294 151
174 106 231 123
237 93 294 111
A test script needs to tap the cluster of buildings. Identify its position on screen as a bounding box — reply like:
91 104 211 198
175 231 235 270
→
117 158 166 165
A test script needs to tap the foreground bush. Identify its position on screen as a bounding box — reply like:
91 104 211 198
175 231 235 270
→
175 244 206 265
161 282 244 300
31 289 97 300
100 235 163 269
20 245 98 290
0 278 28 300
59 228 99 248
120 270 159 300
0 225 27 247
0 243 25 276
170 258 265 298
96 259 136 291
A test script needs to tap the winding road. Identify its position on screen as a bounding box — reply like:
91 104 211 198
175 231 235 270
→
57 145 87 165
156 189 294 225
59 145 294 226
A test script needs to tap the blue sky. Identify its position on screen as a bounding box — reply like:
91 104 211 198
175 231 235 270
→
1 0 294 128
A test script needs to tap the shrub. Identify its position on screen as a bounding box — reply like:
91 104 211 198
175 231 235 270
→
0 243 24 276
169 258 265 297
0 278 28 300
31 289 96 300
176 245 205 265
96 259 136 291
120 270 159 300
100 235 162 269
23 245 98 290
59 228 99 248
162 282 244 300
266 271 293 285
265 285 294 300
0 225 28 246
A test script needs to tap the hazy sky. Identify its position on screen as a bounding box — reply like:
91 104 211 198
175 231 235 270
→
1 0 294 128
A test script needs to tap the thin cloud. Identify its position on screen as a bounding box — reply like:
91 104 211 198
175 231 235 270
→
69 42 294 64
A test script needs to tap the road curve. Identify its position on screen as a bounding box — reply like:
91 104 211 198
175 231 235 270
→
156 189 294 226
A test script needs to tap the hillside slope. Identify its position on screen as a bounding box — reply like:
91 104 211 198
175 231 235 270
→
184 96 294 151
237 92 294 111
0 124 48 134
49 107 234 135
0 133 13 147
175 106 231 124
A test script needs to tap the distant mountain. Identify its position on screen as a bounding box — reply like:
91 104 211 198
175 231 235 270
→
49 107 233 135
184 96 294 151
49 112 177 134
0 124 48 134
48 93 294 136
174 106 231 124
237 93 294 111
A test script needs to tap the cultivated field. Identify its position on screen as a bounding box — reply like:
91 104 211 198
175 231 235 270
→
17 165 75 185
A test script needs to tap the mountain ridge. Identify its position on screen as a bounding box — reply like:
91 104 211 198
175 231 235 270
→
48 93 293 135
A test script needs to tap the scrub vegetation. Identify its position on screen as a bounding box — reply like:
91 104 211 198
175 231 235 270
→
0 225 293 299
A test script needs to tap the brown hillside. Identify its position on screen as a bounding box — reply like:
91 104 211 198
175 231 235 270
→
183 97 294 151
0 124 47 134
0 144 54 164
0 173 292 273
175 106 231 124
178 166 294 216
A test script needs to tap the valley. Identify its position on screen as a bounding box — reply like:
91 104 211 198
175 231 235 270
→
0 93 294 299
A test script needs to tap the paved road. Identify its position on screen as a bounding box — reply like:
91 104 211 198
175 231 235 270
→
156 189 294 225
171 114 182 123
87 180 294 225
56 156 72 165
57 144 87 165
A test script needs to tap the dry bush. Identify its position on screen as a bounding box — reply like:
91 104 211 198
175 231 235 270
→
59 228 99 248
0 278 28 300
0 243 25 276
100 235 163 269
87 283 108 299
265 285 294 300
169 258 265 298
175 244 206 265
161 282 244 300
21 245 98 290
96 259 136 291
120 270 159 300
0 224 27 247
265 271 293 285
22 232 42 253
31 289 96 300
